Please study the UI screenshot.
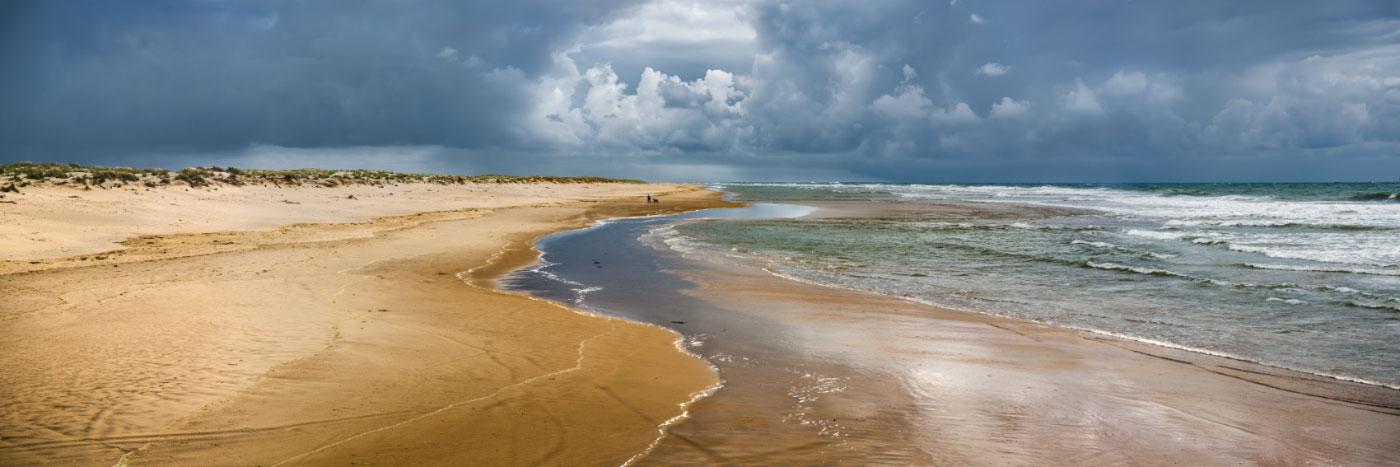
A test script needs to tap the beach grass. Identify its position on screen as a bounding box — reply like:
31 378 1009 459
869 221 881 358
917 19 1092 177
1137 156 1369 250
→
0 161 645 189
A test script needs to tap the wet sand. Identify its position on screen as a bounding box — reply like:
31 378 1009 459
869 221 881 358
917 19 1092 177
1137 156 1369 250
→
651 265 1400 465
507 201 1400 465
0 183 736 466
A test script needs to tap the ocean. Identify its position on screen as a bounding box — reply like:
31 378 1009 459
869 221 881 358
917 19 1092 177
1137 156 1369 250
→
662 183 1400 387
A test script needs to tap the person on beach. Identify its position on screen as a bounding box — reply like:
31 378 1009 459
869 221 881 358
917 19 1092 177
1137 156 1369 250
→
647 194 652 203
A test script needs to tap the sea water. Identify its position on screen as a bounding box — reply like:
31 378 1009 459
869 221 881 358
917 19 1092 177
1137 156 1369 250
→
666 183 1400 387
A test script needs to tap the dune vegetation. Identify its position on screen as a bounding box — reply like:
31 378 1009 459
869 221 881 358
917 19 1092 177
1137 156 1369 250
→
0 162 643 191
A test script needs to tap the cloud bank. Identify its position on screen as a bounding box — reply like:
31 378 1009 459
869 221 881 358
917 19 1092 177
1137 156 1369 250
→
2 0 1398 181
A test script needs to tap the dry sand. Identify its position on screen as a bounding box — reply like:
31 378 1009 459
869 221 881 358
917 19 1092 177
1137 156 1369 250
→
0 182 735 466
0 181 689 269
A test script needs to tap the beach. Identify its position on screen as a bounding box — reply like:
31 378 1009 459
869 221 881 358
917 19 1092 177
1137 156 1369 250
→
0 181 734 466
7 0 1397 464
3 180 1398 466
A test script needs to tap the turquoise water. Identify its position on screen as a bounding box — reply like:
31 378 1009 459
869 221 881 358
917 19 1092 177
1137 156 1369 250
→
665 183 1400 386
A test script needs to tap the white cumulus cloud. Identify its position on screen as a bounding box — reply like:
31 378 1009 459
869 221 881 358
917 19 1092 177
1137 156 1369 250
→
991 97 1030 118
976 62 1009 77
1062 80 1104 114
871 82 934 121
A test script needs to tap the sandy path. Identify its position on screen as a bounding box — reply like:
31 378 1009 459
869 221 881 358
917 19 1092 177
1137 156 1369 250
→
0 184 731 466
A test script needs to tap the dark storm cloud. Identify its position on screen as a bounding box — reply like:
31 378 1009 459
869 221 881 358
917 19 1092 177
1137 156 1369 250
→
735 1 1400 167
0 0 644 160
2 0 1398 181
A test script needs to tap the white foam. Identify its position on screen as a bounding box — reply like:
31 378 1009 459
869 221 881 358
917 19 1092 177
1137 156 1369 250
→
1226 240 1400 267
621 377 723 467
1085 261 1192 278
572 286 603 306
1071 240 1116 249
1347 301 1400 312
1243 263 1400 276
1071 239 1179 259
1122 229 1190 240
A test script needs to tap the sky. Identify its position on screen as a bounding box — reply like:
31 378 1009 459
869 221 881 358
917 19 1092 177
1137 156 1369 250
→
2 0 1399 182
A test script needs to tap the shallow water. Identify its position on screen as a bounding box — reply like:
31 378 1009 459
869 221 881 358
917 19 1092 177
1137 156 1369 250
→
669 183 1400 386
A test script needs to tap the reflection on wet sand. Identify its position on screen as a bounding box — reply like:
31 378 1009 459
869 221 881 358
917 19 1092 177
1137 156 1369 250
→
657 265 1399 465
